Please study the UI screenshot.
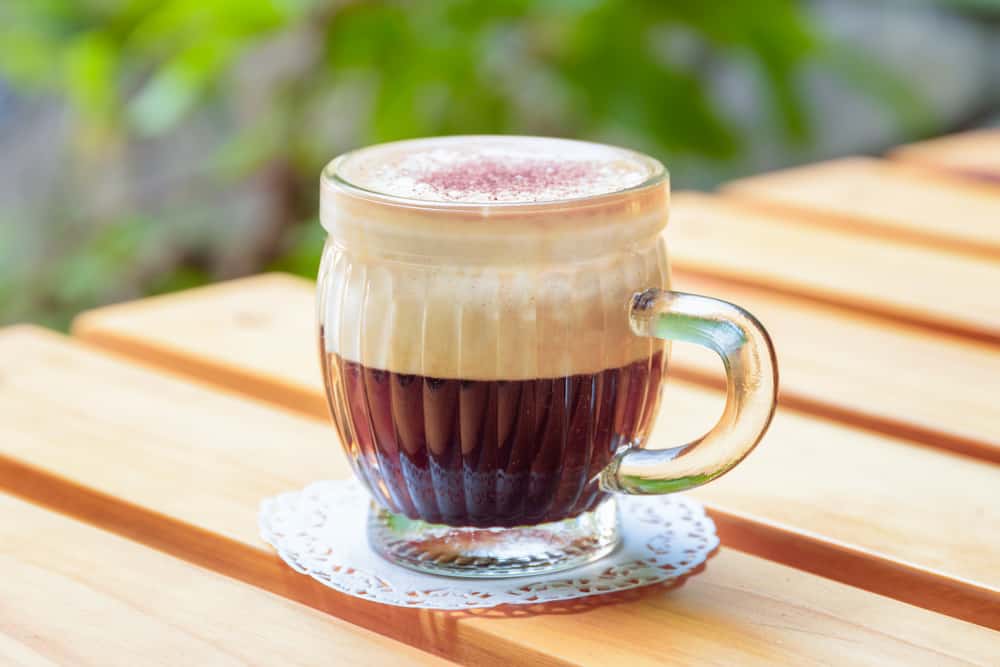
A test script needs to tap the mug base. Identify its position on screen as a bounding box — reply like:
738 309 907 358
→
367 499 620 579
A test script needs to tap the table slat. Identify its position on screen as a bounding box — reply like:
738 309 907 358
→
721 157 1000 258
890 129 1000 182
0 493 447 666
668 193 1000 345
1 327 996 666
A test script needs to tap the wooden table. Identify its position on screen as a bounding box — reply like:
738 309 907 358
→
5 131 1000 665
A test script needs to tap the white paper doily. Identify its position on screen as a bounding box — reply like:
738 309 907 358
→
259 480 718 610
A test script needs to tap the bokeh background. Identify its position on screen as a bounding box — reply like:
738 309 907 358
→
1 0 998 328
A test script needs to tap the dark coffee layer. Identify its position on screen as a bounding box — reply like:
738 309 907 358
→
322 349 666 528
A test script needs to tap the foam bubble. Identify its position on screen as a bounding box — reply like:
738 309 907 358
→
337 136 655 204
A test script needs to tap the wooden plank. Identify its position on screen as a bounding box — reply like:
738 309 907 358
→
0 493 447 666
721 157 1000 259
75 273 1000 465
1 328 997 666
667 192 1000 345
73 273 326 419
67 272 700 444
890 129 1000 183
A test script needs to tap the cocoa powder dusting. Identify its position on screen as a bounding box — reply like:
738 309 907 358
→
416 158 603 202
342 138 652 203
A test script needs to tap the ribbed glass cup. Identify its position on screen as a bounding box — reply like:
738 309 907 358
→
317 136 776 578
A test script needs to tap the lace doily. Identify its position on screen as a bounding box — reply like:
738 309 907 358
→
259 480 718 610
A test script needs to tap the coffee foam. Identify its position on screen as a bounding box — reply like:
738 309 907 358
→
336 136 654 204
320 239 671 380
319 136 671 380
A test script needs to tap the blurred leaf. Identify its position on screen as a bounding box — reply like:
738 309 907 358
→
821 41 936 136
147 265 212 295
53 216 154 304
127 0 291 53
64 31 117 121
213 115 285 177
267 219 326 277
128 37 238 134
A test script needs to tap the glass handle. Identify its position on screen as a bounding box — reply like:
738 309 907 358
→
600 289 778 495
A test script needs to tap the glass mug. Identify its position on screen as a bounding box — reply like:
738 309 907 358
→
317 136 777 578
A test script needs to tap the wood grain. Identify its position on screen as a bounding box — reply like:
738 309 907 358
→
75 272 1000 465
1 326 996 665
667 192 1000 345
0 493 447 666
890 129 1000 182
721 157 1000 259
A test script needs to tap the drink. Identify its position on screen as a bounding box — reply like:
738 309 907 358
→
320 137 668 529
317 136 777 576
322 350 665 528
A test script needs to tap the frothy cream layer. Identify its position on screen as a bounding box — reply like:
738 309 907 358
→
336 136 654 203
320 240 670 380
319 136 671 380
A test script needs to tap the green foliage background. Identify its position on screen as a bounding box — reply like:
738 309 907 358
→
0 0 988 328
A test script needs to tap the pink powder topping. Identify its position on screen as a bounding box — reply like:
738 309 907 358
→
342 138 653 203
416 158 602 202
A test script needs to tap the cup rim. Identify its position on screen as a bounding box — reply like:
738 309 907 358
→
321 134 669 215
